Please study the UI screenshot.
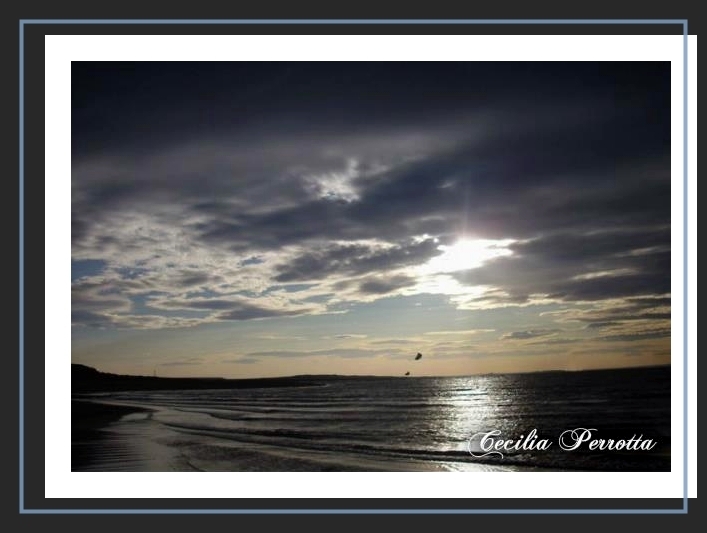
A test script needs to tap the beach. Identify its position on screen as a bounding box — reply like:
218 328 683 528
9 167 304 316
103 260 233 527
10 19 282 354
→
72 399 198 471
71 398 458 472
71 366 670 472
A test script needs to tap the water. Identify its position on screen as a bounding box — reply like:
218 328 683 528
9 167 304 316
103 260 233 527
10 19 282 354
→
73 365 671 472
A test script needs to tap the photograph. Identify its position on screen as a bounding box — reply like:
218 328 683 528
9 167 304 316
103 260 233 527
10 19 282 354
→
70 60 671 474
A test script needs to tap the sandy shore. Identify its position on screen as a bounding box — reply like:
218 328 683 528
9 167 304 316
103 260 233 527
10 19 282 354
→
72 399 197 471
72 400 145 471
70 399 530 472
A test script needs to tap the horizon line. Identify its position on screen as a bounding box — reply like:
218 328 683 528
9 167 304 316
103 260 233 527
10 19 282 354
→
71 361 672 382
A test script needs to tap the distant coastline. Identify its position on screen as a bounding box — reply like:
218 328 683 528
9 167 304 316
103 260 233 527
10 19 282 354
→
72 363 671 394
72 363 329 393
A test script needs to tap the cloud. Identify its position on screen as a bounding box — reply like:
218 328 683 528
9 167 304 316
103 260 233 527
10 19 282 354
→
598 331 670 342
246 348 390 359
532 296 671 344
585 321 621 329
71 62 670 333
220 358 261 365
146 294 321 321
215 306 315 321
542 297 670 326
501 329 559 340
358 275 417 295
451 227 670 307
159 359 203 367
257 335 307 341
175 271 215 288
273 239 441 283
369 339 418 345
527 338 582 345
71 278 133 327
102 315 206 330
423 329 495 336
70 310 114 328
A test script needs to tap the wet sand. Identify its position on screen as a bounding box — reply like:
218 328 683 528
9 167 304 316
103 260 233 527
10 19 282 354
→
71 400 424 471
71 399 510 472
72 399 197 471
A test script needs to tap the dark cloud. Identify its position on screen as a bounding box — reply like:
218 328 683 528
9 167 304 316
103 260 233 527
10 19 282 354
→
73 69 670 254
528 338 582 345
626 296 672 308
176 272 214 288
154 298 244 311
214 305 314 321
547 268 670 302
509 227 670 263
599 331 670 342
70 309 113 328
540 297 670 344
71 280 133 327
274 240 441 282
72 214 89 244
72 62 668 158
547 298 670 327
586 321 622 329
358 275 417 295
453 228 670 304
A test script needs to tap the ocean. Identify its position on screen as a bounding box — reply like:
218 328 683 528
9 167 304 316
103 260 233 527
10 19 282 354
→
72 365 671 472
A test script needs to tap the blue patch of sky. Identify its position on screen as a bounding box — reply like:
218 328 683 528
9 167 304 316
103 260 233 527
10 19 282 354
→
71 259 106 281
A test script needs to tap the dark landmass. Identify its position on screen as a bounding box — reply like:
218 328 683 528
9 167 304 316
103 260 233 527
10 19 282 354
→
72 363 671 393
72 363 330 393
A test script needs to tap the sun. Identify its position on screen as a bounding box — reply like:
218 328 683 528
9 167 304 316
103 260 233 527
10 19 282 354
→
423 238 514 274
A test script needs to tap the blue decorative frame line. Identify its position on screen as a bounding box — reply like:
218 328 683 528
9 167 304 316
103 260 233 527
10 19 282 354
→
20 18 689 515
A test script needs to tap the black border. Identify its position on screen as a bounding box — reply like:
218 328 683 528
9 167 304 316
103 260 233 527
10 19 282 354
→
13 9 696 521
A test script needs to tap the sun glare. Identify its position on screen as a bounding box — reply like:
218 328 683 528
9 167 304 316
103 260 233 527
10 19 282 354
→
423 239 514 274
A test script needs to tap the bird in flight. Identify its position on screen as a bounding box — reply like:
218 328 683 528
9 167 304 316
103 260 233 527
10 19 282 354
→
405 371 410 376
415 353 422 361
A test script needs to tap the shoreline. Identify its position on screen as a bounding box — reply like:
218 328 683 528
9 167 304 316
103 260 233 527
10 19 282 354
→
70 399 529 472
71 399 155 471
72 399 205 471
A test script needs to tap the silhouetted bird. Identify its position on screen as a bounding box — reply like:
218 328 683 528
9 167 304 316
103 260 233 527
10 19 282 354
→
405 371 410 376
415 353 422 360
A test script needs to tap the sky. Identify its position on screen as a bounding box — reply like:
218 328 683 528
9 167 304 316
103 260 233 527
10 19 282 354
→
71 61 671 378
